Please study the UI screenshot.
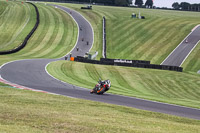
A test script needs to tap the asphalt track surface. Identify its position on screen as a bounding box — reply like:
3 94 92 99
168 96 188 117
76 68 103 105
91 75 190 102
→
161 25 200 66
0 4 200 120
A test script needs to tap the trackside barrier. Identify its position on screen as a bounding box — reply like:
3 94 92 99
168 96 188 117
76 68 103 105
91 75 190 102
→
74 56 183 72
100 58 150 65
0 2 39 55
102 16 106 58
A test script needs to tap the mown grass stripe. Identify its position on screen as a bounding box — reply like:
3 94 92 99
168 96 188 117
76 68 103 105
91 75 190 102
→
119 18 168 59
85 64 101 81
87 5 200 67
139 19 186 62
156 28 191 64
47 57 200 108
2 3 22 45
110 19 151 44
111 67 141 93
143 75 170 97
51 10 78 57
2 3 31 50
63 62 94 87
0 2 14 27
95 6 117 20
26 5 55 57
0 1 9 20
184 82 200 100
152 23 194 63
123 19 169 53
127 71 151 95
130 19 176 56
34 6 61 57
182 41 200 72
19 4 49 56
108 19 155 57
109 67 134 93
0 2 26 49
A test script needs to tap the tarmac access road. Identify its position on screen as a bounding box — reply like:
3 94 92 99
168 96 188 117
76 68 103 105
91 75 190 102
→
0 4 200 120
161 25 200 66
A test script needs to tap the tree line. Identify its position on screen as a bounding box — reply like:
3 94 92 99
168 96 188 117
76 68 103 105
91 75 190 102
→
30 0 154 7
30 0 133 6
172 2 200 11
135 0 153 8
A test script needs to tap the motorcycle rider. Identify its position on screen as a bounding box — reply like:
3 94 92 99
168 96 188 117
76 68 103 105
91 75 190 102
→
90 79 111 94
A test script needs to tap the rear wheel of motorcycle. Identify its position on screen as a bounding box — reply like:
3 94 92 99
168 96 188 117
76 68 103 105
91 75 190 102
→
97 87 106 95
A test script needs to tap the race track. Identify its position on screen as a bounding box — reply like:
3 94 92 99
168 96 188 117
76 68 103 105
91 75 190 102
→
161 26 200 66
0 4 200 120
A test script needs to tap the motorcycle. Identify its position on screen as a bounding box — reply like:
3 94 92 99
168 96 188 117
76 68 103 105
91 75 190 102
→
90 79 111 94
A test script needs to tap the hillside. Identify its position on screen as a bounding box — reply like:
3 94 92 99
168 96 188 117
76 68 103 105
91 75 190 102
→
58 3 200 72
0 2 200 132
0 2 77 65
0 1 35 51
47 3 200 108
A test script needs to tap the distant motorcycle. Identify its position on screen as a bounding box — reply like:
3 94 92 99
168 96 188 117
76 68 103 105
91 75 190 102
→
90 79 111 94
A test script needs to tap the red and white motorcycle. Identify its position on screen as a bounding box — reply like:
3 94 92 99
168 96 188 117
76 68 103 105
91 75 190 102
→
90 79 111 94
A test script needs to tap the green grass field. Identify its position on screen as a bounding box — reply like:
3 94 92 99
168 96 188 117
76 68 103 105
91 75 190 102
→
58 3 200 72
0 1 35 51
0 84 200 132
1 2 200 132
47 61 200 109
46 3 200 109
0 2 77 65
18 3 77 58
182 41 200 72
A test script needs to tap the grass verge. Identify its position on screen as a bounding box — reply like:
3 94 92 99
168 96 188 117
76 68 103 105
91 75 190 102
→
182 41 200 73
0 2 77 66
0 85 200 132
47 61 200 109
0 1 35 51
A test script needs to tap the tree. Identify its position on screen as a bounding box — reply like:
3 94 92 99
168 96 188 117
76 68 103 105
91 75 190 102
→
191 4 199 11
145 0 153 8
172 2 180 10
135 0 143 7
115 0 127 6
127 0 132 5
115 0 132 6
180 2 190 10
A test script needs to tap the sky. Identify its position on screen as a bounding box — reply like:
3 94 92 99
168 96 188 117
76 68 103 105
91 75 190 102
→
133 0 200 8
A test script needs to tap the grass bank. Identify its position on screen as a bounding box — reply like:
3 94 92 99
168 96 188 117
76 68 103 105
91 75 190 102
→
1 2 200 132
0 2 77 65
57 3 200 72
0 84 200 132
0 1 35 51
182 41 200 73
57 3 103 59
47 61 200 109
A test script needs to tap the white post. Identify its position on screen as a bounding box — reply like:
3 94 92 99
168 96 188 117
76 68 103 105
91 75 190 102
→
138 11 141 19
